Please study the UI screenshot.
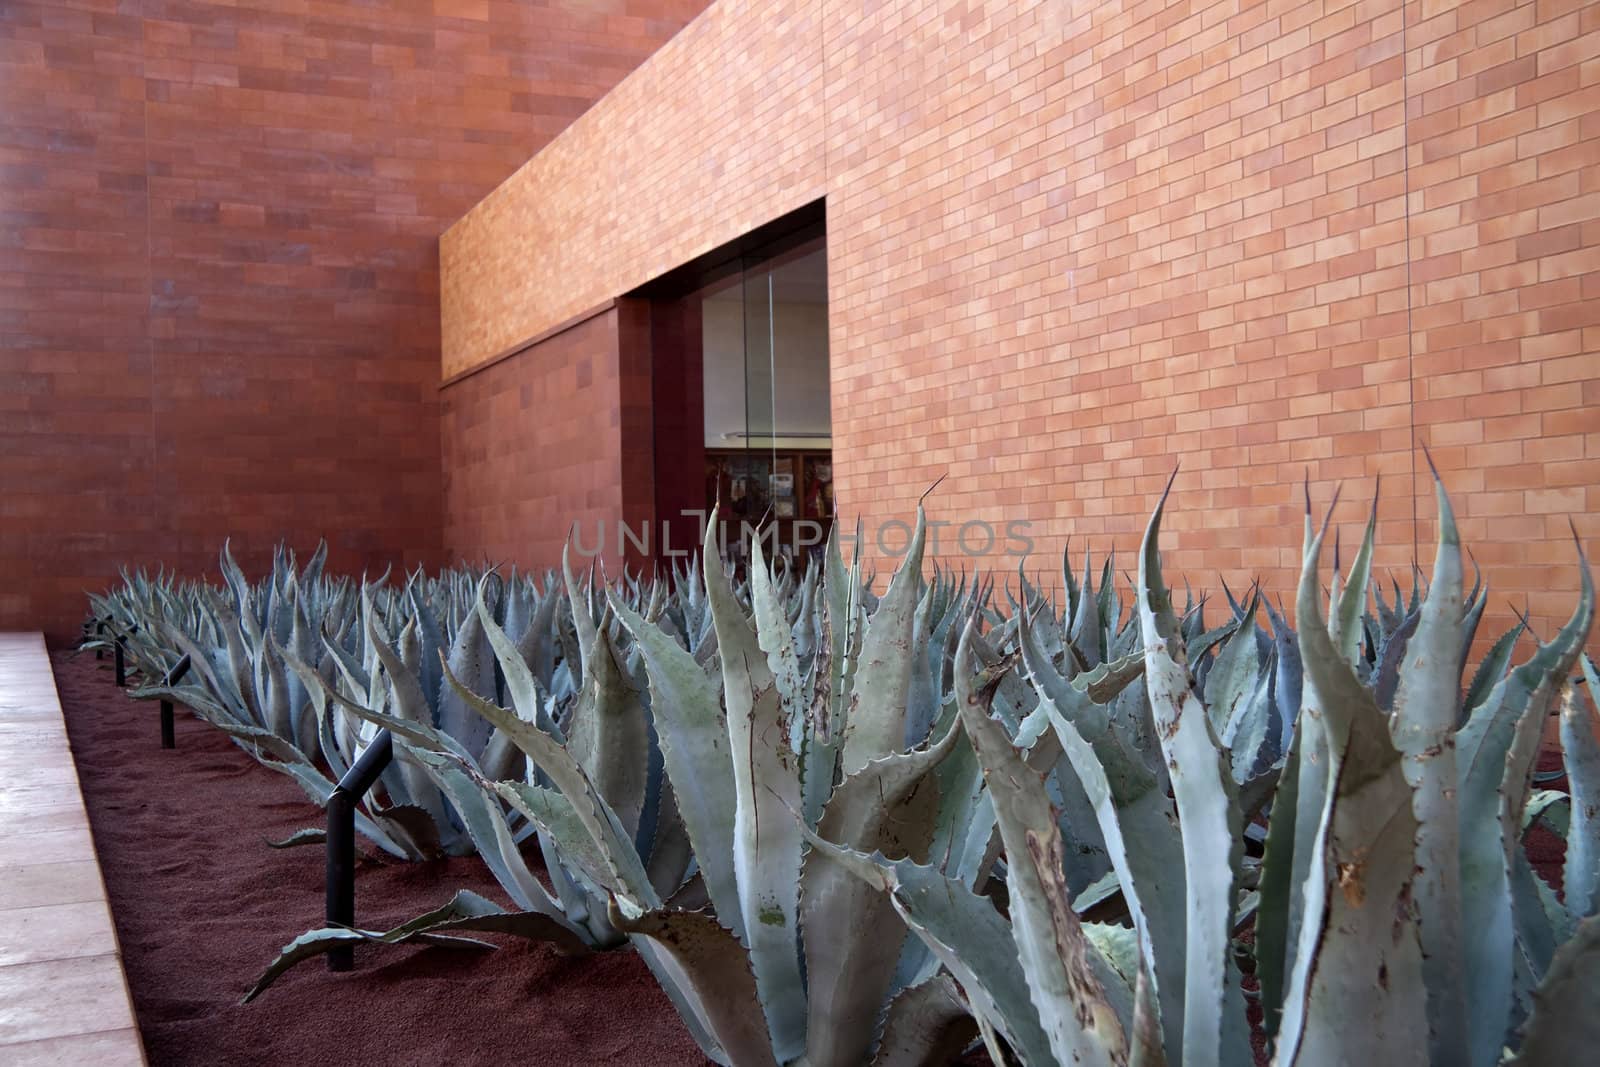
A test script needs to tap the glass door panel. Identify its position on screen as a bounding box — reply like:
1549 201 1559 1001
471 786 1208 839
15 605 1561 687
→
701 239 830 573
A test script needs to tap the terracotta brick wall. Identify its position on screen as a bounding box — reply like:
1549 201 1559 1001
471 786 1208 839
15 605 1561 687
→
442 306 629 571
1404 0 1600 634
2 3 156 646
1 0 707 642
443 0 1599 646
439 0 828 378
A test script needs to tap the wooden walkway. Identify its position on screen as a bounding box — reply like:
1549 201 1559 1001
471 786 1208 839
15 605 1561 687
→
0 633 145 1065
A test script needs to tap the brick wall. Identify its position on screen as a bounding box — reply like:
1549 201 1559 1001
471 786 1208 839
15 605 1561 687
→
439 0 828 377
443 0 1599 645
441 306 632 571
1 0 707 642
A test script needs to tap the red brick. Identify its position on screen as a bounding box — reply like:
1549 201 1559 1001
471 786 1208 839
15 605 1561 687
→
420 0 1591 654
2 0 709 641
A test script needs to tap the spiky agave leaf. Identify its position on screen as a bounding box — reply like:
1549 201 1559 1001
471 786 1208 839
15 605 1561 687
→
435 599 495 758
749 534 806 734
1207 592 1268 782
1254 723 1301 1040
1330 481 1378 668
1019 608 1184 1059
562 619 650 843
1278 487 1338 1028
1457 540 1593 1067
800 712 962 1065
362 595 455 837
840 507 927 775
1565 658 1600 920
701 509 806 1061
957 641 1128 1067
244 890 587 1002
1136 471 1245 1067
870 972 979 1067
1463 620 1525 719
609 593 743 941
1276 493 1427 1067
605 902 778 1067
799 833 1056 1065
1513 915 1600 1064
440 658 658 911
1389 461 1467 1065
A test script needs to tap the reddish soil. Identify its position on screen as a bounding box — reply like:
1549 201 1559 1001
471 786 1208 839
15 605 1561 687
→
53 651 708 1067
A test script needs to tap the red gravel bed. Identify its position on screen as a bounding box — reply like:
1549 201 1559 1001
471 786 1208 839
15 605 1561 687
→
53 651 705 1067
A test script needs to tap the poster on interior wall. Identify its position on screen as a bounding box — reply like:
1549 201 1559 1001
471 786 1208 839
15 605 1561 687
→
775 499 796 518
804 457 834 519
771 472 794 497
708 454 774 519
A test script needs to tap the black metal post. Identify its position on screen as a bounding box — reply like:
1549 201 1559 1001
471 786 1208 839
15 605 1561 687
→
113 639 125 687
95 619 106 661
325 730 394 972
325 790 356 971
157 655 190 750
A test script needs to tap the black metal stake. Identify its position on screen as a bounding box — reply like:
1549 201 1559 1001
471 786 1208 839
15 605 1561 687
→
325 791 356 971
114 639 125 687
325 730 394 972
156 655 189 750
95 619 106 661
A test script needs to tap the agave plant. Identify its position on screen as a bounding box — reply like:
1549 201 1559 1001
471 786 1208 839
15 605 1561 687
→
99 464 1600 1067
244 547 706 989
248 512 1016 1065
84 568 194 685
809 469 1599 1066
86 544 581 861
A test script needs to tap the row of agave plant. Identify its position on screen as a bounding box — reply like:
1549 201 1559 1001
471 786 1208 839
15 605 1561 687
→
84 468 1600 1066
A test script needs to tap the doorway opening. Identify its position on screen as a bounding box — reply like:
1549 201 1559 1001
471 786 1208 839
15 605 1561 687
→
628 201 830 573
701 239 832 572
